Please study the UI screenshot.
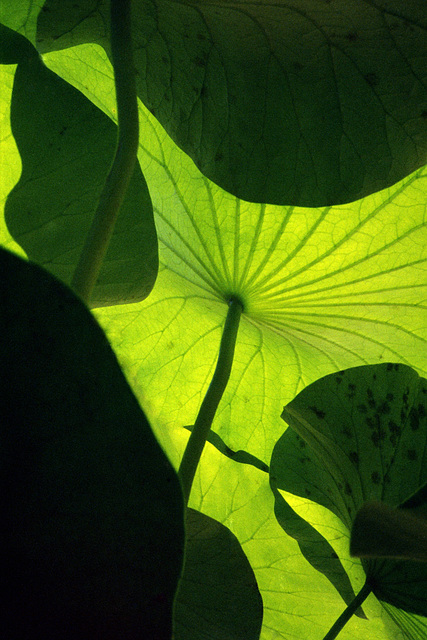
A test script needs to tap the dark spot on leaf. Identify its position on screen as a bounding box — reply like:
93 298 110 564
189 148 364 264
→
305 488 312 497
366 388 376 407
386 393 394 402
378 402 390 415
347 383 356 399
197 33 206 41
357 404 367 414
298 439 307 449
309 406 326 419
421 111 427 119
215 152 223 162
371 471 381 484
365 72 379 86
402 388 409 406
200 86 208 98
346 31 358 41
407 449 417 461
409 407 420 431
335 372 344 385
371 431 380 447
349 451 359 465
344 482 352 495
331 551 338 559
388 420 401 435
194 56 206 67
387 363 399 372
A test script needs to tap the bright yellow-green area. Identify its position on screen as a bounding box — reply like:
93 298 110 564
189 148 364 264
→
3 41 425 640
0 66 26 256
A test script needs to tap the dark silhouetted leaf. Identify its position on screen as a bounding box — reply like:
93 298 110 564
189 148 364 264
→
174 508 263 640
0 247 184 639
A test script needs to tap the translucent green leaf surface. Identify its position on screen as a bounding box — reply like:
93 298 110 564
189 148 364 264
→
37 0 427 206
0 247 184 638
2 23 158 307
174 508 263 640
0 0 44 44
1 42 426 640
272 364 427 625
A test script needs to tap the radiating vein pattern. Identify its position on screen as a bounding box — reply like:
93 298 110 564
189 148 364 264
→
42 46 427 374
43 45 427 465
139 101 427 370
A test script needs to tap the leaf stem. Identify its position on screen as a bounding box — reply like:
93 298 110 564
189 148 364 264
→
71 0 139 304
322 580 372 640
178 297 243 504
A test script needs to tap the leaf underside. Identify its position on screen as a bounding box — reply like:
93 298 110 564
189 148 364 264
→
37 0 427 206
2 23 158 308
274 363 427 618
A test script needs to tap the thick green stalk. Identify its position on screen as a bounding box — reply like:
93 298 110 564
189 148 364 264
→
323 580 372 640
178 297 243 504
71 0 139 304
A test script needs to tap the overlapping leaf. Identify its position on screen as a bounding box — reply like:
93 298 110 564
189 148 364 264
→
36 0 427 206
2 23 158 307
1 40 426 640
0 0 43 43
271 364 427 626
0 247 184 638
174 508 263 640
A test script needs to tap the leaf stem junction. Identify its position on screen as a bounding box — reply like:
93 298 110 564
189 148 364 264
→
71 0 139 304
178 297 243 504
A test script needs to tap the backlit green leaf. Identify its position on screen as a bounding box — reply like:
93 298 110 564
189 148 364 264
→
273 364 427 625
3 23 158 307
0 0 44 44
37 0 427 206
1 40 426 640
